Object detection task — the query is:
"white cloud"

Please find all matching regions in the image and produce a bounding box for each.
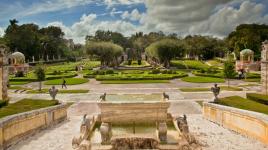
[0,27,4,37]
[121,9,142,21]
[48,13,138,44]
[104,0,143,8]
[189,1,268,37]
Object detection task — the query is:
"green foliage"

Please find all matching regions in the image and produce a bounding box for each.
[4,20,70,60]
[223,61,236,79]
[146,39,184,68]
[181,76,225,83]
[0,99,59,119]
[34,66,46,81]
[171,60,210,70]
[218,96,268,115]
[0,101,8,108]
[44,78,88,85]
[86,41,123,67]
[227,24,268,59]
[95,72,187,81]
[246,93,268,105]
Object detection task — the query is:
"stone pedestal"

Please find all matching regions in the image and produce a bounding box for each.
[158,122,167,142]
[261,40,268,95]
[100,122,112,144]
[0,46,8,100]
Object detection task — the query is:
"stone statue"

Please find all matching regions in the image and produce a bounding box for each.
[100,123,112,144]
[100,93,106,101]
[162,92,169,100]
[211,83,220,103]
[49,86,58,100]
[177,114,189,134]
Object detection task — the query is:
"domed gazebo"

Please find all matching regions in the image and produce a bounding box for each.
[8,52,25,65]
[240,49,254,63]
[236,49,260,71]
[8,52,29,74]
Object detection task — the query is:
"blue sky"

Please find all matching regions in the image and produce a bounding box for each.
[0,0,268,43]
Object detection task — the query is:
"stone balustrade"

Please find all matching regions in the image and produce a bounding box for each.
[0,104,68,150]
[203,102,268,145]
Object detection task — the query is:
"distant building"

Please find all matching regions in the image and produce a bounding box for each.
[8,52,29,74]
[235,49,260,71]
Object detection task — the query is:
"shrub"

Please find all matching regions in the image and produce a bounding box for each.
[105,70,114,74]
[246,93,268,105]
[0,100,8,108]
[15,71,24,77]
[151,69,161,74]
[128,60,132,65]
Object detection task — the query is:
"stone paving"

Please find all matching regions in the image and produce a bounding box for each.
[7,79,268,150]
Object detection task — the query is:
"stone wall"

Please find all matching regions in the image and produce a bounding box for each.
[98,102,170,124]
[0,104,68,150]
[203,102,268,145]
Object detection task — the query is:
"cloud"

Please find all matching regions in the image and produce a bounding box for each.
[104,0,143,8]
[121,9,142,21]
[48,13,138,44]
[19,0,95,17]
[141,0,234,34]
[189,1,268,37]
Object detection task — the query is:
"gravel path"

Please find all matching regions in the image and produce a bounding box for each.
[8,102,268,150]
[188,114,268,150]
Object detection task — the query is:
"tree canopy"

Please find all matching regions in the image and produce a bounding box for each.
[85,41,123,67]
[145,39,184,68]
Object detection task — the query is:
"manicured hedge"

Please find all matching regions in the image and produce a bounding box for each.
[181,76,225,83]
[192,70,223,78]
[246,93,268,105]
[44,78,89,85]
[46,72,77,80]
[95,73,187,81]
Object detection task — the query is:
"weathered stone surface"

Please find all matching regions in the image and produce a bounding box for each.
[158,122,167,142]
[0,103,68,149]
[78,140,91,150]
[100,122,112,144]
[98,102,170,123]
[203,102,268,145]
[111,136,159,149]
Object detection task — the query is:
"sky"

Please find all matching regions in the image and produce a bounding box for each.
[1,0,268,44]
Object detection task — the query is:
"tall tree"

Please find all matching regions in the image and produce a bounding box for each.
[145,38,184,68]
[85,41,123,68]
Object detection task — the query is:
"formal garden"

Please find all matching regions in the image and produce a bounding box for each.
[0,19,267,150]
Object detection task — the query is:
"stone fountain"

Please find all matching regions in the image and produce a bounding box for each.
[72,93,200,150]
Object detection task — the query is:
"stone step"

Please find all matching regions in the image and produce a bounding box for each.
[158,144,179,150]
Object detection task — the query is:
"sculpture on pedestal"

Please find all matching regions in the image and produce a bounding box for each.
[49,86,58,100]
[211,83,220,103]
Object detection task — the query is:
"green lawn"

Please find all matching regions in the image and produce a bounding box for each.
[44,78,89,85]
[101,80,170,84]
[9,81,30,85]
[180,86,243,92]
[243,78,261,82]
[0,99,59,118]
[27,89,89,94]
[181,76,225,83]
[218,96,268,115]
[8,86,31,90]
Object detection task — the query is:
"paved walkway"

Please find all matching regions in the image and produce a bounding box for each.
[8,102,268,150]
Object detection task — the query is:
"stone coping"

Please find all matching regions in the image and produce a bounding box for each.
[0,103,67,127]
[203,102,268,124]
[98,101,168,104]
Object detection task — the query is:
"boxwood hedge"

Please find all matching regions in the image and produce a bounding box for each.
[246,93,268,105]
